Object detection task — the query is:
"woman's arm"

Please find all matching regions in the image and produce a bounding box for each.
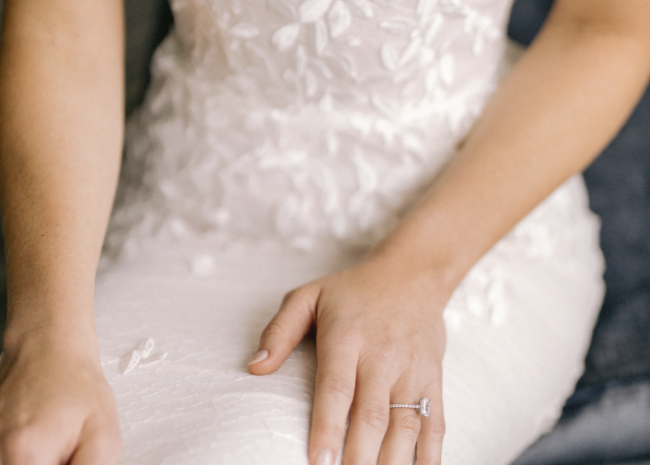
[377,0,650,288]
[250,2,650,465]
[0,0,124,462]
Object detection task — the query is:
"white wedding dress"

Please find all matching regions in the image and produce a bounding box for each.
[99,0,606,463]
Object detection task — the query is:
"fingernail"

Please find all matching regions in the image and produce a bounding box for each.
[316,449,332,465]
[247,350,269,366]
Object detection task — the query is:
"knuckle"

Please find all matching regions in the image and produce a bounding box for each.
[98,421,123,448]
[261,321,287,341]
[376,336,397,355]
[78,419,123,463]
[281,286,313,307]
[281,289,300,306]
[365,339,395,365]
[396,414,421,437]
[330,327,359,351]
[401,345,420,364]
[356,401,389,432]
[96,431,124,462]
[337,323,361,341]
[321,375,355,400]
[429,361,443,380]
[2,427,39,461]
[400,360,421,381]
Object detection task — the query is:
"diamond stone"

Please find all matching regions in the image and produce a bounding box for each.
[418,398,431,417]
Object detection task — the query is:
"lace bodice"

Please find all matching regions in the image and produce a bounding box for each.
[173,0,510,116]
[109,0,516,253]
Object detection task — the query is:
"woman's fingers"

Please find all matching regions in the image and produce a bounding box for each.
[414,378,446,465]
[341,368,391,465]
[378,373,423,465]
[248,285,321,375]
[252,267,448,465]
[308,337,359,465]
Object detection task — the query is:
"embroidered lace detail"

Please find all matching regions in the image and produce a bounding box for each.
[108,0,513,254]
[119,338,168,374]
[445,175,603,330]
[106,0,605,327]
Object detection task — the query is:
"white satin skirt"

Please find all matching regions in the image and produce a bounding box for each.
[96,175,604,465]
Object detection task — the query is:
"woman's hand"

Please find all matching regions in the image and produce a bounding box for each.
[249,254,450,465]
[0,335,121,465]
[251,0,650,462]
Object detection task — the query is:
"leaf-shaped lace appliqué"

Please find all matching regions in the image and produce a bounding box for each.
[328,1,352,37]
[272,23,301,51]
[299,0,333,22]
[230,22,260,38]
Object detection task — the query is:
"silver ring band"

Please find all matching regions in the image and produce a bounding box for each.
[389,397,431,417]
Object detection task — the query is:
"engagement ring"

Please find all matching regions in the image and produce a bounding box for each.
[389,398,431,417]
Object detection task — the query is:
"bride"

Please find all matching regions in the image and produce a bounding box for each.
[0,0,649,463]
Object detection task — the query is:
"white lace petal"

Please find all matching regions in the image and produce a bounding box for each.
[327,1,351,38]
[271,23,301,51]
[298,0,333,23]
[230,22,260,38]
[348,0,374,18]
[380,43,400,71]
[314,19,329,54]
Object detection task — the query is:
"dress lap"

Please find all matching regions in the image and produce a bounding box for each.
[101,0,606,462]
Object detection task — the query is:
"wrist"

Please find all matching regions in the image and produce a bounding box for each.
[3,300,99,359]
[365,194,490,297]
[366,234,468,296]
[362,240,461,305]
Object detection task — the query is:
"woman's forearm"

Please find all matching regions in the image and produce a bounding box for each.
[372,0,650,290]
[0,0,124,351]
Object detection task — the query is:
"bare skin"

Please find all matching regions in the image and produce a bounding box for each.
[249,2,650,465]
[0,0,123,463]
[0,1,650,464]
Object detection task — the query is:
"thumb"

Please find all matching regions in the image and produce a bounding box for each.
[248,284,321,375]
